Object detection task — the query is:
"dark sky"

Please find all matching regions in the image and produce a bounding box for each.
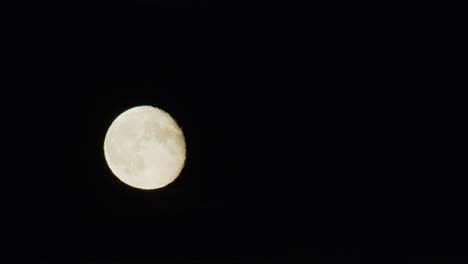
[5,3,467,263]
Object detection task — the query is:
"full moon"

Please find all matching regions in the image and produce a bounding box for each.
[103,105,186,190]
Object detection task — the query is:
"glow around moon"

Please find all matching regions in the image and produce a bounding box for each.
[103,105,186,190]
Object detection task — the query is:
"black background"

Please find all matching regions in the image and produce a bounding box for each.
[5,2,467,263]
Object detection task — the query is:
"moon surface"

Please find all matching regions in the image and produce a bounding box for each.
[103,105,186,190]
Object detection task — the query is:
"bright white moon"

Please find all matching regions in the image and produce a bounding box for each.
[103,105,186,190]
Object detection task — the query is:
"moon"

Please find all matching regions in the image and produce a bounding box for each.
[103,105,186,190]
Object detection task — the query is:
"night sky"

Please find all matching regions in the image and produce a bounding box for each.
[5,3,467,263]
